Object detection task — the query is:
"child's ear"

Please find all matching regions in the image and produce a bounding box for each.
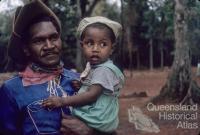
[80,41,83,47]
[110,43,116,55]
[110,50,113,56]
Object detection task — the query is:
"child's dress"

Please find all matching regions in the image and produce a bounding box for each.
[72,59,124,133]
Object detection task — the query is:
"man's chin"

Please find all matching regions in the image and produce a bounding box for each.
[38,60,61,68]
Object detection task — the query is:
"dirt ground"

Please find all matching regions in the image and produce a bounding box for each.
[0,68,200,135]
[117,68,200,135]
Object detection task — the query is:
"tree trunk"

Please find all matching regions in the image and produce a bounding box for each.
[149,38,153,71]
[160,44,164,70]
[75,0,84,72]
[127,27,133,77]
[160,13,166,70]
[125,0,138,77]
[136,49,140,69]
[153,0,200,104]
[120,0,125,70]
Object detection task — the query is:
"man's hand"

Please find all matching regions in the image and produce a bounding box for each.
[60,113,94,135]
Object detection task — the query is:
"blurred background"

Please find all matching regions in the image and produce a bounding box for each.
[0,0,200,72]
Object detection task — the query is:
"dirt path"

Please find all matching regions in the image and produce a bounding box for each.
[117,69,200,135]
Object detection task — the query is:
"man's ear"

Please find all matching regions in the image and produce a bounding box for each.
[23,47,30,57]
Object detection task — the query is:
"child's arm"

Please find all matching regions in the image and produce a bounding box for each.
[42,84,103,108]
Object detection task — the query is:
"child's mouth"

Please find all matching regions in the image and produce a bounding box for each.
[90,56,100,62]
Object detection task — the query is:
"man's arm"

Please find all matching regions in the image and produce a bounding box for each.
[0,84,22,135]
[60,113,94,135]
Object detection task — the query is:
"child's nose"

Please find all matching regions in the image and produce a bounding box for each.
[92,44,100,52]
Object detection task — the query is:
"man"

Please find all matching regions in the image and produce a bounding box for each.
[0,0,93,135]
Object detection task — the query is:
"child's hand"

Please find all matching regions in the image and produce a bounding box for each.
[71,80,81,92]
[42,96,63,108]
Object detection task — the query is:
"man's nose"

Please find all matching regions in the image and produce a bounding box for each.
[44,39,54,49]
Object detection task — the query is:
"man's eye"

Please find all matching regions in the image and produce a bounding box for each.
[31,39,43,45]
[50,34,59,41]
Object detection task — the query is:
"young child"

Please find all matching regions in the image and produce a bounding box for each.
[42,16,125,133]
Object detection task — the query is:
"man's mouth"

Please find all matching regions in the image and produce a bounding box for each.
[42,52,58,57]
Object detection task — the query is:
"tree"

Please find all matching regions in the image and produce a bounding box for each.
[126,0,136,76]
[153,0,200,104]
[143,10,157,70]
[121,0,149,73]
[188,1,200,65]
[144,0,174,70]
[157,1,175,69]
[0,0,20,71]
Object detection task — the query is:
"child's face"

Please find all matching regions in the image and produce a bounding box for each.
[81,27,113,65]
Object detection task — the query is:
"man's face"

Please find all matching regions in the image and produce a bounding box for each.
[24,21,62,68]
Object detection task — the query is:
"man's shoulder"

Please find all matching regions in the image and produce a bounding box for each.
[62,68,80,79]
[1,74,22,91]
[4,74,21,85]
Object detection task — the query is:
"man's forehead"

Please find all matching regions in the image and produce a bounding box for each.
[29,21,59,38]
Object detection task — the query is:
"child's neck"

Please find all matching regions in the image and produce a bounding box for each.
[91,59,111,66]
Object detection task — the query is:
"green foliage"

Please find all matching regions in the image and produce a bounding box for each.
[2,0,199,70]
[0,12,13,72]
[187,0,200,57]
[47,0,78,41]
[144,0,174,40]
[0,13,12,45]
[47,0,78,68]
[120,0,175,68]
[92,0,120,21]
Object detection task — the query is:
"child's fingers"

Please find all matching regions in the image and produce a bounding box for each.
[42,100,52,107]
[42,99,49,104]
[42,96,60,108]
[42,98,52,105]
[42,96,55,104]
[71,80,81,91]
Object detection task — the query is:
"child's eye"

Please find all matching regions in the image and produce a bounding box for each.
[99,42,107,48]
[86,41,94,47]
